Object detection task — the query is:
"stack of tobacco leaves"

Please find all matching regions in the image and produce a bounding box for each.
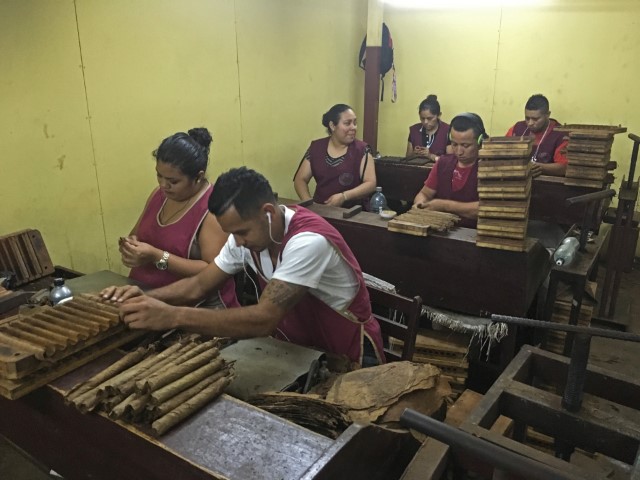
[65,335,234,436]
[477,136,534,252]
[248,392,351,439]
[555,124,626,188]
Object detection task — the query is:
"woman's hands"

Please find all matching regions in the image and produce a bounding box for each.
[119,235,160,268]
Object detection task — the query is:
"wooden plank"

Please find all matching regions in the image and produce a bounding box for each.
[566,165,607,180]
[476,235,527,252]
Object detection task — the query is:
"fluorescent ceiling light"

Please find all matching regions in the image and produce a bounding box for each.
[383,0,549,8]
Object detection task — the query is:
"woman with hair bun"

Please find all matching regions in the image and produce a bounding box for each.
[406,94,449,161]
[293,104,376,208]
[120,127,239,308]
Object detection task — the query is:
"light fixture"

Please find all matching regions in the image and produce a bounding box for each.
[382,0,549,8]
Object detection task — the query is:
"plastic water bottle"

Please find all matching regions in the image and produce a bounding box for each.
[49,278,74,305]
[553,237,580,267]
[370,187,388,213]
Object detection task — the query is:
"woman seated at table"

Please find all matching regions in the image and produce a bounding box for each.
[119,127,239,308]
[293,104,376,208]
[406,94,449,161]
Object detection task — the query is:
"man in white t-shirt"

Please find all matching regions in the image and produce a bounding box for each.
[101,167,384,365]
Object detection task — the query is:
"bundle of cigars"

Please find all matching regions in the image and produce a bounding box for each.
[387,209,460,237]
[65,335,234,436]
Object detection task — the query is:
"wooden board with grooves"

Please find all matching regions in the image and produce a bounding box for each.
[0,229,54,286]
[0,294,145,399]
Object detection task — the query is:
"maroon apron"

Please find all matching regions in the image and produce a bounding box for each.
[511,119,567,164]
[408,121,450,156]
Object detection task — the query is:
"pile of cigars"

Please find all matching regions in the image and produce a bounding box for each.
[476,136,534,252]
[387,209,460,237]
[0,294,144,400]
[555,124,626,188]
[65,335,234,437]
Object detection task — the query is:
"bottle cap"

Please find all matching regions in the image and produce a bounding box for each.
[53,278,65,287]
[555,258,564,266]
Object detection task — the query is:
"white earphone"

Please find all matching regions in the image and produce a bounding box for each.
[266,211,272,224]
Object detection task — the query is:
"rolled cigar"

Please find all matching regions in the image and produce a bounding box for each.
[0,327,57,356]
[55,304,115,327]
[100,393,125,413]
[151,359,226,406]
[34,311,101,334]
[137,348,219,393]
[153,368,229,417]
[109,392,137,419]
[64,301,120,324]
[0,330,47,358]
[24,317,85,342]
[15,322,74,348]
[113,341,195,396]
[170,340,217,366]
[151,376,232,436]
[43,307,109,332]
[74,389,106,413]
[71,296,121,318]
[127,393,151,420]
[66,346,151,402]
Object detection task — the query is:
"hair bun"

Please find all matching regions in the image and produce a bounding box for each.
[188,127,213,150]
[426,94,437,101]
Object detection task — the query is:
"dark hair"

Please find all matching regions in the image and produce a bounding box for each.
[209,167,277,219]
[322,104,353,135]
[153,127,212,179]
[418,94,441,115]
[525,94,550,113]
[450,113,488,139]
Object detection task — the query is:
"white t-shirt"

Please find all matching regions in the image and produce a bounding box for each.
[214,206,359,310]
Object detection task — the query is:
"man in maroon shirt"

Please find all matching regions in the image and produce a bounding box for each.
[506,94,568,177]
[413,113,486,228]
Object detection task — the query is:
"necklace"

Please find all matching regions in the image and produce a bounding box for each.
[421,122,438,148]
[159,182,206,224]
[522,122,551,162]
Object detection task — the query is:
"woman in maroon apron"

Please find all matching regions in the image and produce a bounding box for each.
[406,94,450,161]
[293,104,376,209]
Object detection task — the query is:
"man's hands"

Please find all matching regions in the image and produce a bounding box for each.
[100,285,144,303]
[119,296,176,330]
[101,284,174,330]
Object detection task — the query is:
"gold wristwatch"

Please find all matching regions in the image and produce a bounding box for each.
[155,251,170,270]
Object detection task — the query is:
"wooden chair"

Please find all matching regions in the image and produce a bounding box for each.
[367,285,422,362]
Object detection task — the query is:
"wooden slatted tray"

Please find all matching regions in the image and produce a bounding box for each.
[0,229,54,286]
[0,294,129,381]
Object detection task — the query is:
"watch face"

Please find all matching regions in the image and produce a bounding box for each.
[156,259,168,270]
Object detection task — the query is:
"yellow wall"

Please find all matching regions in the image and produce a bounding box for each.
[2,0,639,275]
[0,0,366,275]
[379,1,640,192]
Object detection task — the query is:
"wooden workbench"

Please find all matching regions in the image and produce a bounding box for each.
[375,158,611,226]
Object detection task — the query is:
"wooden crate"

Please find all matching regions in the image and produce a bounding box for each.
[0,229,54,286]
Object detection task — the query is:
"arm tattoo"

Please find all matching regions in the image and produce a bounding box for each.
[262,279,308,311]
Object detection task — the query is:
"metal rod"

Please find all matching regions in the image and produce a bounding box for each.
[564,189,615,207]
[490,314,640,342]
[628,133,640,189]
[399,409,585,480]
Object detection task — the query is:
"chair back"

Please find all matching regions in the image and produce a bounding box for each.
[367,285,422,362]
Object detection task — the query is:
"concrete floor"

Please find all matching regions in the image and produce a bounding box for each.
[1,263,639,479]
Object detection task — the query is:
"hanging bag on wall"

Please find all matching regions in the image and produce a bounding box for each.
[358,23,397,102]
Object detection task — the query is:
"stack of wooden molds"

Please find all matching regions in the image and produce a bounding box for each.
[555,124,626,188]
[476,137,534,252]
[392,328,469,400]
